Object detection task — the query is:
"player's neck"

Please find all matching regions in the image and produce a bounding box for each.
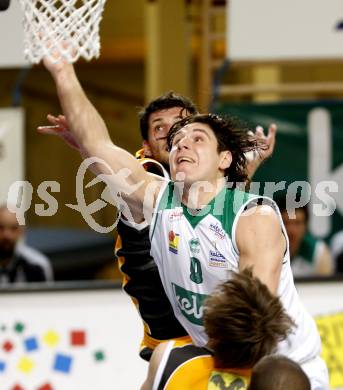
[181,179,226,209]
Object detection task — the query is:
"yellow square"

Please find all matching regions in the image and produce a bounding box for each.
[17,356,35,373]
[43,330,60,347]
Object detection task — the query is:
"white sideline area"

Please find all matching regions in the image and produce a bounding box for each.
[1,281,343,389]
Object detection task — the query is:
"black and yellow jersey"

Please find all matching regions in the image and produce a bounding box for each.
[115,149,190,361]
[154,341,250,390]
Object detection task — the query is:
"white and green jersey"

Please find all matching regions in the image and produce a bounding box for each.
[150,181,321,364]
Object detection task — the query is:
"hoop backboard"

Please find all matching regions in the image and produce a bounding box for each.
[228,0,343,62]
[0,0,28,68]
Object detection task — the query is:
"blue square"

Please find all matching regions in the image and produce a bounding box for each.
[0,361,6,372]
[24,337,39,352]
[53,353,72,374]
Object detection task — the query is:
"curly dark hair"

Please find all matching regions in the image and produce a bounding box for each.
[204,268,295,369]
[167,114,266,183]
[138,91,198,140]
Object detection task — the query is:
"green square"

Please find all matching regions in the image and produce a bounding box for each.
[14,322,25,333]
[94,350,105,362]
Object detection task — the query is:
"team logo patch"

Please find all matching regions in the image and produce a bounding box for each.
[208,371,248,390]
[189,238,200,254]
[209,250,227,268]
[169,209,183,222]
[209,223,226,240]
[169,231,180,254]
[172,283,207,325]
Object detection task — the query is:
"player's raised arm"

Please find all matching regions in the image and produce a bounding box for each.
[42,55,162,223]
[236,204,286,294]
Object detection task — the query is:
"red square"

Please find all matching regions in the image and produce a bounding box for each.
[12,385,24,390]
[70,330,86,346]
[37,384,53,390]
[3,340,14,352]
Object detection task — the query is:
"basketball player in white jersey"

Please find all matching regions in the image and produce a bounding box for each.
[41,56,329,389]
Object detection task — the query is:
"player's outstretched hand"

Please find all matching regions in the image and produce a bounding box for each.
[246,123,277,180]
[255,123,277,162]
[37,114,81,151]
[41,39,75,77]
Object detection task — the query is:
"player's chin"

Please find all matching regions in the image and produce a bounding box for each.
[173,169,194,183]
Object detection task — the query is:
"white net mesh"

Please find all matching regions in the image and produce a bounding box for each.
[19,0,107,64]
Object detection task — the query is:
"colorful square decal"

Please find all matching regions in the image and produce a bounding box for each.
[24,337,38,352]
[14,322,25,334]
[12,385,24,390]
[70,330,86,346]
[0,360,6,372]
[3,340,14,352]
[43,331,60,347]
[17,357,35,373]
[37,383,54,390]
[53,353,72,374]
[0,321,108,384]
[94,350,105,362]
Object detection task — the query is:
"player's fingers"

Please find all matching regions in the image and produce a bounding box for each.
[266,123,277,147]
[255,125,265,138]
[247,130,256,141]
[37,125,63,135]
[268,123,277,137]
[57,115,69,129]
[46,114,60,125]
[46,114,69,131]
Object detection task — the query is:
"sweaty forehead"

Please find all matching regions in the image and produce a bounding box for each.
[149,107,185,125]
[173,122,213,138]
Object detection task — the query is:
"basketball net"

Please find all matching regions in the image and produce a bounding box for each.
[19,0,107,64]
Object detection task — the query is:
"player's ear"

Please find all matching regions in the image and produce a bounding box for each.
[143,140,153,157]
[219,150,232,170]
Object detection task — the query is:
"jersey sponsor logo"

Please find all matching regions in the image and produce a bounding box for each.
[189,238,200,254]
[209,223,225,240]
[209,250,227,268]
[168,208,183,222]
[172,283,207,325]
[169,230,180,254]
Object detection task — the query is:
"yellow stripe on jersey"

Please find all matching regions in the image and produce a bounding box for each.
[164,355,214,390]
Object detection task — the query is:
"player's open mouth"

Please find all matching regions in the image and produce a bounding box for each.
[177,157,194,164]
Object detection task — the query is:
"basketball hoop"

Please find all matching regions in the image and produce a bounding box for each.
[18,0,107,64]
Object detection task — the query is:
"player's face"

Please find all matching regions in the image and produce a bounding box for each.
[0,209,22,260]
[281,209,307,258]
[143,107,186,166]
[169,122,231,186]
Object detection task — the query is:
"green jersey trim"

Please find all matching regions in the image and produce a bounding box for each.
[181,187,227,229]
[211,187,255,238]
[151,182,267,244]
[150,180,171,241]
